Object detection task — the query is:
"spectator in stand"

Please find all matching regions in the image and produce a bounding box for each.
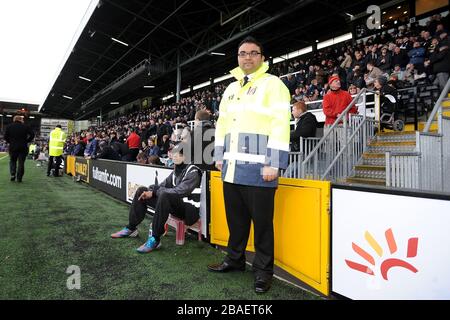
[391,64,406,81]
[430,32,450,91]
[136,152,149,165]
[340,51,353,73]
[71,136,86,157]
[408,41,426,72]
[365,61,384,89]
[147,155,162,166]
[159,134,170,157]
[323,75,355,132]
[84,132,98,159]
[377,47,392,73]
[97,139,121,161]
[109,131,118,144]
[126,128,141,162]
[146,137,160,157]
[391,46,409,69]
[289,101,318,152]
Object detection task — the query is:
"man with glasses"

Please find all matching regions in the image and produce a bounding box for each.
[207,36,291,294]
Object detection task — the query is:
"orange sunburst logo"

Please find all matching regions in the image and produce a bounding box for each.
[345,228,419,280]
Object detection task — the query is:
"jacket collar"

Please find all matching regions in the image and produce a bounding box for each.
[230,62,269,82]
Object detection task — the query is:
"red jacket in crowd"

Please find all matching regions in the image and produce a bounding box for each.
[126,132,141,149]
[322,89,356,126]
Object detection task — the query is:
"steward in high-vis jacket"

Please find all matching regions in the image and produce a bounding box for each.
[207,37,291,294]
[47,125,67,177]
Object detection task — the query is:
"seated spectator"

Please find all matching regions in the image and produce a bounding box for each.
[148,155,163,166]
[146,137,160,157]
[136,152,149,165]
[391,64,405,81]
[365,62,384,88]
[290,101,318,152]
[111,141,130,161]
[97,140,121,161]
[110,142,202,253]
[159,134,170,157]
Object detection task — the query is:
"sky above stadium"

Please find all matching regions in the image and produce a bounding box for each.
[0,0,98,108]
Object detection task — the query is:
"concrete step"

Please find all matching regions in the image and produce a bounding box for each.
[354,165,386,179]
[376,131,416,142]
[346,177,386,186]
[362,153,385,166]
[368,141,416,153]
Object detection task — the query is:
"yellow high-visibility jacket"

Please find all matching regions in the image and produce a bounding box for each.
[49,127,67,157]
[214,63,291,188]
[28,143,36,154]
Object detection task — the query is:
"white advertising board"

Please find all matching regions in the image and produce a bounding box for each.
[332,188,450,300]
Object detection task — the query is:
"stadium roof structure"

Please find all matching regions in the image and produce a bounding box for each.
[40,0,385,120]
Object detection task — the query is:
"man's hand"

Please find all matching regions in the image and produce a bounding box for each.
[138,191,152,201]
[215,161,223,171]
[262,166,278,182]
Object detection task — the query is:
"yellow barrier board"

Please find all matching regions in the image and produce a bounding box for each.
[65,155,76,176]
[210,171,331,295]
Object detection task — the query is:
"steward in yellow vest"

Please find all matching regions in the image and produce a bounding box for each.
[47,125,67,177]
[208,37,291,294]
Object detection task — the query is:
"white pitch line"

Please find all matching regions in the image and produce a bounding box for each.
[0,155,9,161]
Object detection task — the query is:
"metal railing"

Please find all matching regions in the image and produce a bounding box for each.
[443,116,450,192]
[281,152,303,178]
[300,88,378,181]
[386,132,444,191]
[386,152,421,189]
[423,78,450,133]
[417,131,443,191]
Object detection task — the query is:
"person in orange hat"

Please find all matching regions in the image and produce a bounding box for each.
[322,75,356,131]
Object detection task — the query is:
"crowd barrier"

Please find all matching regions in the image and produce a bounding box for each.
[64,156,450,299]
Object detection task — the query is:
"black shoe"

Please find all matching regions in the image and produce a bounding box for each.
[10,175,16,182]
[207,261,245,273]
[17,178,22,183]
[254,277,272,294]
[46,173,51,177]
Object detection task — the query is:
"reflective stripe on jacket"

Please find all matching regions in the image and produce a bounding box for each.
[214,63,291,188]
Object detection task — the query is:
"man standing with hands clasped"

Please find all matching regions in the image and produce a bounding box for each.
[207,36,291,293]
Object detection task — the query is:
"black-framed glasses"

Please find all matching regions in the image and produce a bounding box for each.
[238,51,261,58]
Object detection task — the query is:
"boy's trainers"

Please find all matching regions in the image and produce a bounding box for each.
[136,236,161,253]
[111,227,138,238]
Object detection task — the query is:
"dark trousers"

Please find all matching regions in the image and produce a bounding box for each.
[223,182,276,280]
[9,150,27,180]
[47,156,62,176]
[126,186,199,238]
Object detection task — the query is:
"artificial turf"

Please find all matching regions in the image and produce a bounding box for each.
[0,156,318,300]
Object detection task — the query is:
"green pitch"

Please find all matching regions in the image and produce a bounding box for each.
[0,157,318,300]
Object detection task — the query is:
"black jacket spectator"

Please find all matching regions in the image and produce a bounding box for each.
[430,41,450,74]
[111,142,129,160]
[97,141,122,161]
[4,119,35,153]
[290,112,318,152]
